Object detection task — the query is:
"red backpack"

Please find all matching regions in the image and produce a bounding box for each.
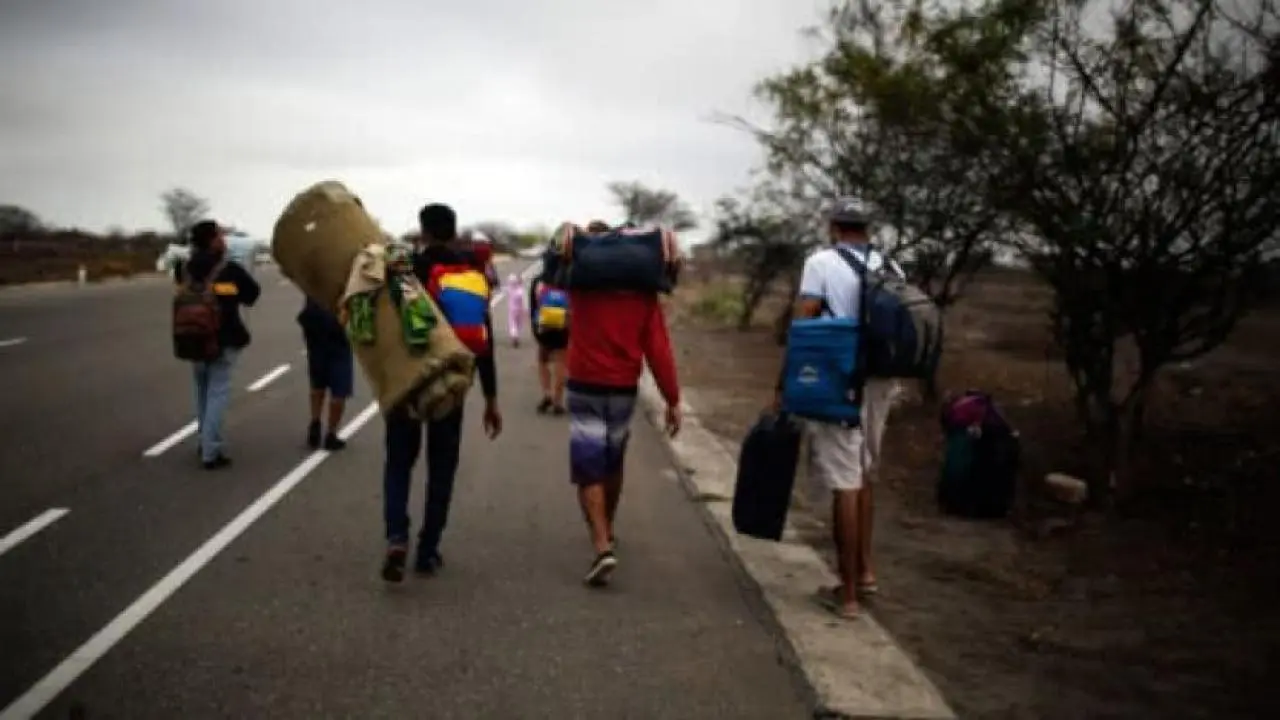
[172,259,227,362]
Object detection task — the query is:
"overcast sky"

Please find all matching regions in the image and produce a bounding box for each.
[0,0,824,240]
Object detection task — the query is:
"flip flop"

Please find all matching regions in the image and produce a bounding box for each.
[813,587,860,620]
[857,581,880,598]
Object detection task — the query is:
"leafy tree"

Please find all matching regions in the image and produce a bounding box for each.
[728,0,1028,311]
[0,205,42,237]
[606,181,699,230]
[160,187,210,242]
[711,177,823,337]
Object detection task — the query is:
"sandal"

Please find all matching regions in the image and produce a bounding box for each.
[813,587,859,620]
[857,581,880,598]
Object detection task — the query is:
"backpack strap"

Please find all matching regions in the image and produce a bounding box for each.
[184,257,229,294]
[202,259,229,297]
[832,245,877,399]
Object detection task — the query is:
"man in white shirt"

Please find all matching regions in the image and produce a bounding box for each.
[778,197,904,620]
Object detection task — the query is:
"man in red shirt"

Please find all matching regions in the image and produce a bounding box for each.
[567,278,682,587]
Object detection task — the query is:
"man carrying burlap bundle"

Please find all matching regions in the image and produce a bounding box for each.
[271,183,501,582]
[376,203,502,581]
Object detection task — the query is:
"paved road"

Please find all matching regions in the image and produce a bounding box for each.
[0,263,809,719]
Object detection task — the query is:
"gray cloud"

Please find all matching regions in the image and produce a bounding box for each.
[0,0,822,238]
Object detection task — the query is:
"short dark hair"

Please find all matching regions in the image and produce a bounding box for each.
[418,203,457,242]
[189,220,220,250]
[586,220,610,232]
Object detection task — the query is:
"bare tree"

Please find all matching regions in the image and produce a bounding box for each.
[160,188,210,242]
[993,0,1280,501]
[606,181,699,230]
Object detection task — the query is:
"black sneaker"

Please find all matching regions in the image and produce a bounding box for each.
[381,545,407,583]
[536,398,553,414]
[306,420,322,449]
[414,549,444,575]
[202,455,232,471]
[584,550,618,587]
[552,405,567,416]
[323,433,347,451]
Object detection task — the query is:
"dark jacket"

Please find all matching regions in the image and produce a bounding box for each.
[413,242,498,400]
[174,251,261,350]
[298,297,350,351]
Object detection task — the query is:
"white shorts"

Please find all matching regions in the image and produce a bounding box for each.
[806,379,898,491]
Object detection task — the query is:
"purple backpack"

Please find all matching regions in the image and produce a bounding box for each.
[941,391,1008,433]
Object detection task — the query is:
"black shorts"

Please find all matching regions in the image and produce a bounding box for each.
[535,329,569,352]
[304,338,354,398]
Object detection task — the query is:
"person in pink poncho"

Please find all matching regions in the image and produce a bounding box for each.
[504,273,526,347]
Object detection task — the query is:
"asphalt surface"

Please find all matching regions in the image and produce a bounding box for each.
[0,262,809,719]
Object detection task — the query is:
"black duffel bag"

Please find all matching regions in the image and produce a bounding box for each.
[732,412,803,541]
[550,222,681,293]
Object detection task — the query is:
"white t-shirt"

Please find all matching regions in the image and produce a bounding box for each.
[797,243,904,319]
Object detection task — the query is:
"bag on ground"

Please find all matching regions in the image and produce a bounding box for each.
[172,260,227,362]
[551,222,681,293]
[732,412,803,541]
[426,263,491,355]
[536,286,569,331]
[835,247,942,379]
[780,317,862,425]
[937,391,1020,519]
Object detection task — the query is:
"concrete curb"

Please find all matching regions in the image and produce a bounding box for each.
[637,372,956,720]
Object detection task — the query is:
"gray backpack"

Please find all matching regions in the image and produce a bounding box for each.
[835,247,943,379]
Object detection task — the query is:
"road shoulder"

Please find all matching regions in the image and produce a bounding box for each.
[637,372,956,720]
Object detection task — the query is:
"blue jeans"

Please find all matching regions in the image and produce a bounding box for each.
[192,348,240,462]
[382,406,464,551]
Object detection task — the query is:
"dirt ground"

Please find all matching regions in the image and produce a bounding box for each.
[666,269,1280,720]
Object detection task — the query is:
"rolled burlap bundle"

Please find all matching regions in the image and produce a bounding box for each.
[272,180,475,419]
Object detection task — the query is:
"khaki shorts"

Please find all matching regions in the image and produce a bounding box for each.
[806,379,898,491]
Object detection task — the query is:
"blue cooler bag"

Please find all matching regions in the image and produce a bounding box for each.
[780,317,862,425]
[557,225,679,293]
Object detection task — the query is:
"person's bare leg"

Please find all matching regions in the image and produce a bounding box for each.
[326,396,346,432]
[576,481,612,554]
[537,352,552,398]
[551,351,567,409]
[604,472,624,524]
[832,489,860,613]
[309,389,324,422]
[856,481,876,587]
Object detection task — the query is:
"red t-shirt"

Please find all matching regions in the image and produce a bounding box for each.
[566,291,680,405]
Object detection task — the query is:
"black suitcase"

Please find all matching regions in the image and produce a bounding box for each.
[732,413,803,541]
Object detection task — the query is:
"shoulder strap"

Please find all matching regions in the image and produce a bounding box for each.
[831,246,874,389]
[833,245,874,277]
[203,259,229,296]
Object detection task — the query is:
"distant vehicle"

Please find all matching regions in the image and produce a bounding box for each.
[156,229,264,277]
[518,246,544,259]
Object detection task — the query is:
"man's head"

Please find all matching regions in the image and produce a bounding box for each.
[827,197,871,245]
[586,220,610,233]
[418,203,457,244]
[189,220,224,254]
